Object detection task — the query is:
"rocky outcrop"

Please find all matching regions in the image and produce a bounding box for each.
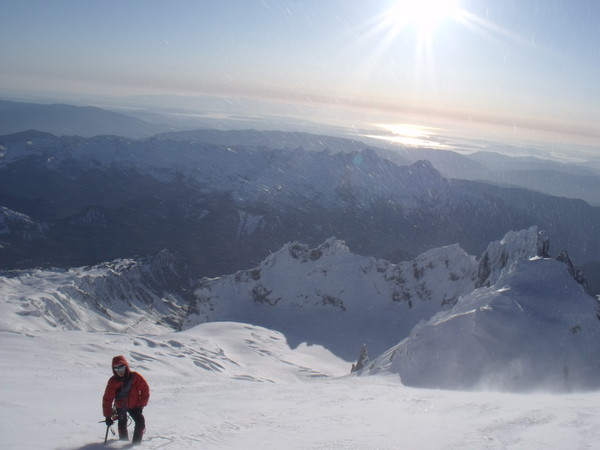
[351,344,370,373]
[556,249,588,291]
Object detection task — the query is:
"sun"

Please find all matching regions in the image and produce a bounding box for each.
[386,0,461,36]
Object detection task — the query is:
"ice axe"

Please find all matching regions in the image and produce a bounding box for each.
[99,419,115,444]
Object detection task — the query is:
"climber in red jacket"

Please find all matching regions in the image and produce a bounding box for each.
[102,355,150,444]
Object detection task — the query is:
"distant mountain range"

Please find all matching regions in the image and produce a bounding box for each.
[1,127,599,297]
[407,149,600,207]
[0,100,167,138]
[2,99,599,206]
[155,128,600,207]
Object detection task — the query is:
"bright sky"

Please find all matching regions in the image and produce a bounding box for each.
[1,0,600,150]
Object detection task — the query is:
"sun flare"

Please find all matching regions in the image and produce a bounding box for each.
[386,0,461,35]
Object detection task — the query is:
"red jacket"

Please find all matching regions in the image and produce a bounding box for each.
[102,355,150,417]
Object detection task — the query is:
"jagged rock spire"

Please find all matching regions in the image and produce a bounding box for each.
[351,344,369,373]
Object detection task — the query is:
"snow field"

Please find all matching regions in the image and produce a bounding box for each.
[2,323,600,449]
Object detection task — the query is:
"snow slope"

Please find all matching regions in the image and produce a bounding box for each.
[2,227,600,448]
[3,322,600,450]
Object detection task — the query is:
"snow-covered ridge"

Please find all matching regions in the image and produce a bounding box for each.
[1,225,595,392]
[0,249,191,334]
[184,237,478,359]
[364,233,599,392]
[184,226,572,361]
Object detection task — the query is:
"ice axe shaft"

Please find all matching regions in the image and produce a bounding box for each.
[102,422,115,444]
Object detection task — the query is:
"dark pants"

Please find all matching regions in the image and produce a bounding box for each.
[117,407,145,443]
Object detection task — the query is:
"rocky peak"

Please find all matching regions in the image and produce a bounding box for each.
[476,226,549,288]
